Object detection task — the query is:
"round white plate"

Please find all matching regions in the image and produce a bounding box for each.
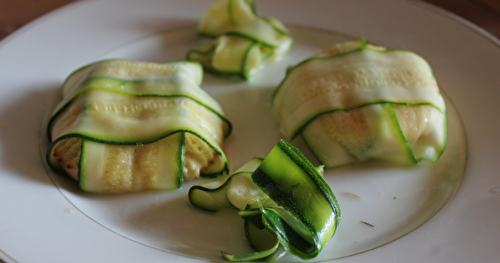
[0,1,499,263]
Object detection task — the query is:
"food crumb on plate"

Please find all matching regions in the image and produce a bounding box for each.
[343,192,361,198]
[360,221,374,227]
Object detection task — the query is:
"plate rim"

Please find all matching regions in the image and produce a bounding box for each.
[0,0,499,262]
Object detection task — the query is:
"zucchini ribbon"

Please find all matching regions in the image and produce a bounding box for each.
[189,140,340,261]
[187,0,292,80]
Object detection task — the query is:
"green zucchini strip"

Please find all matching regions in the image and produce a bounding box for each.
[189,140,340,260]
[198,0,257,36]
[47,77,231,141]
[273,48,446,140]
[188,157,266,211]
[61,60,203,97]
[188,0,292,80]
[272,41,447,167]
[222,227,280,262]
[302,103,420,167]
[79,132,185,192]
[49,60,229,139]
[188,172,248,212]
[48,90,225,156]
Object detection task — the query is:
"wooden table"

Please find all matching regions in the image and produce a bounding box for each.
[1,0,500,41]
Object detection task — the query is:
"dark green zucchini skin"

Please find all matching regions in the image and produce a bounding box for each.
[190,140,340,261]
[248,140,340,260]
[188,172,243,212]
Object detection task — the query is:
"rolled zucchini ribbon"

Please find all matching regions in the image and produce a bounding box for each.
[46,59,232,193]
[189,140,340,261]
[187,0,293,81]
[272,40,447,168]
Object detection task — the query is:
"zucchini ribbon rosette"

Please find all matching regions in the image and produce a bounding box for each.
[46,60,232,193]
[187,0,293,80]
[272,40,448,168]
[189,140,340,261]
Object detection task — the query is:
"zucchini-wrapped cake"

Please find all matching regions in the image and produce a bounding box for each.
[187,0,292,80]
[46,60,231,193]
[272,40,447,167]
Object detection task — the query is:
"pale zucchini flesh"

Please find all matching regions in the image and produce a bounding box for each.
[197,0,257,37]
[61,60,204,98]
[79,133,184,193]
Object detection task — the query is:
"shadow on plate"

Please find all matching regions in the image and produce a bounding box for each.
[0,84,61,184]
[126,192,254,262]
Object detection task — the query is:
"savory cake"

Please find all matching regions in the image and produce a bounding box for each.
[272,40,447,167]
[46,60,231,193]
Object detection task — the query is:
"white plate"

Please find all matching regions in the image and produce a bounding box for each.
[0,0,499,262]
